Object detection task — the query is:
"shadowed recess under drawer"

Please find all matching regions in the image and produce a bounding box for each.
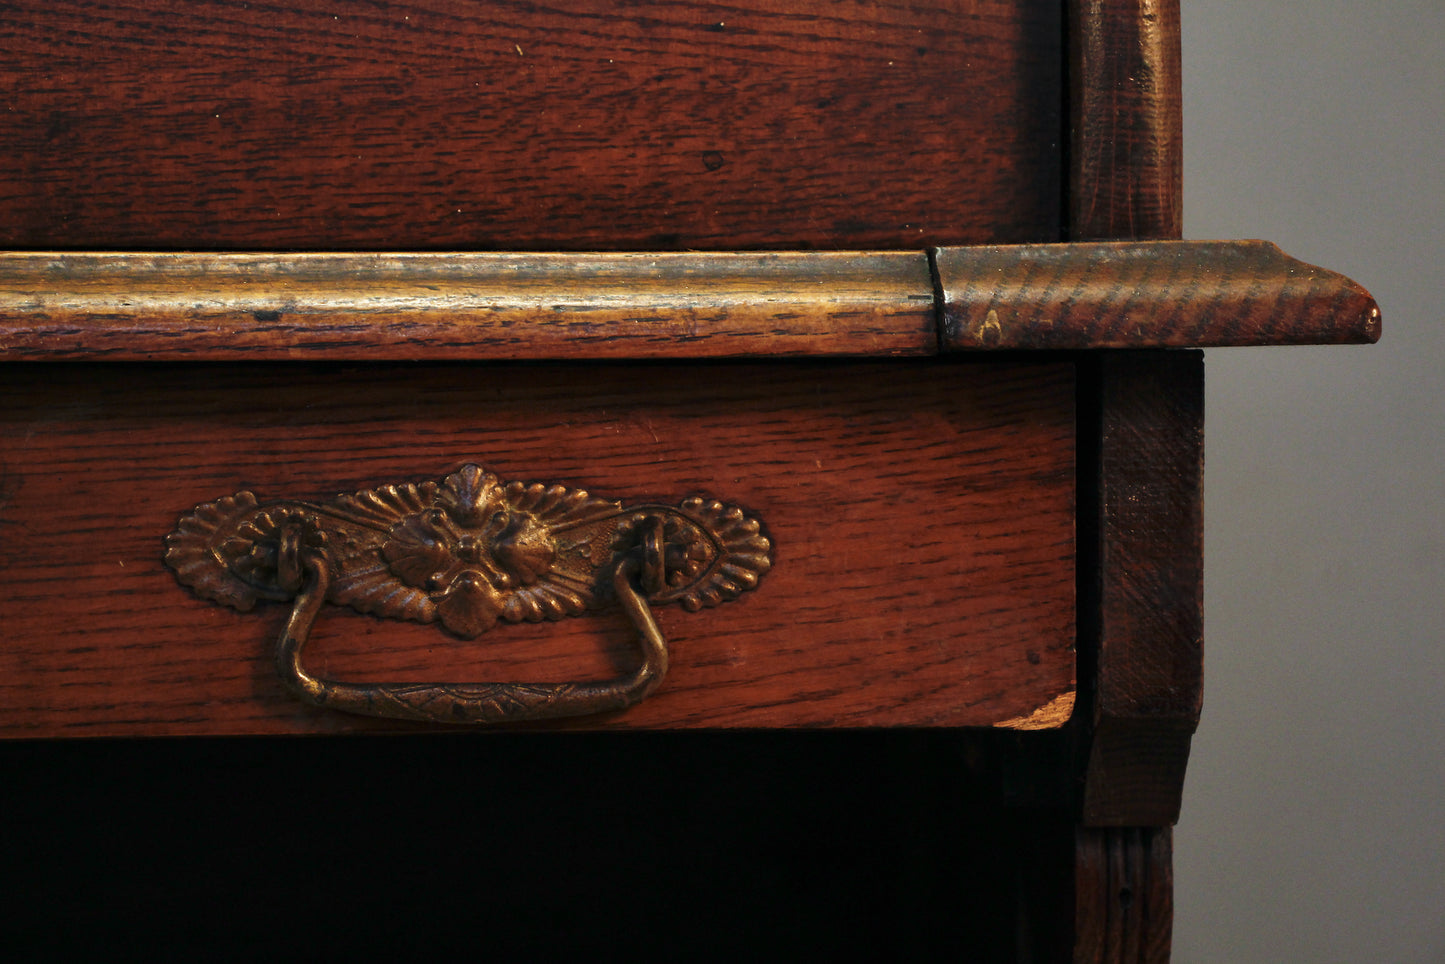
[0,360,1075,735]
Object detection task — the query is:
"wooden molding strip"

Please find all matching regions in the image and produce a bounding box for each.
[938,241,1380,349]
[0,242,1378,360]
[0,251,937,361]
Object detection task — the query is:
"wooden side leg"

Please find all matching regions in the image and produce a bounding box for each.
[1074,827,1175,963]
[1081,350,1204,827]
[1068,351,1201,961]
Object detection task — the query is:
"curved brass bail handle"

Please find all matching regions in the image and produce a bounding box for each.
[274,552,669,725]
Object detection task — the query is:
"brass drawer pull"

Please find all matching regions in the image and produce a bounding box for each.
[165,465,771,724]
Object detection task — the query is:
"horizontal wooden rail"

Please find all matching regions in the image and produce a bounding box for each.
[937,240,1380,349]
[0,242,1377,360]
[0,251,938,360]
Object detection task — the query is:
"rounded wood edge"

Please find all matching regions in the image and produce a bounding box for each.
[937,240,1381,349]
[0,250,938,360]
[1068,0,1183,241]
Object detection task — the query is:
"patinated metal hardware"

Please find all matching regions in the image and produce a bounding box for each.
[164,465,771,724]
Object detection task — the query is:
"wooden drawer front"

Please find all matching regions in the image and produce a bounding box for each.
[0,360,1075,736]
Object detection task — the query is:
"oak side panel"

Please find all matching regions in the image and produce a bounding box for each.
[1067,0,1182,240]
[1081,351,1203,826]
[0,361,1076,736]
[0,0,1062,250]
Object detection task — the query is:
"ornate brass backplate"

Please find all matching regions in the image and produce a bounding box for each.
[164,464,771,724]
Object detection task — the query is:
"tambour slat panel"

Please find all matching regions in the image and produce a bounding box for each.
[0,0,1063,250]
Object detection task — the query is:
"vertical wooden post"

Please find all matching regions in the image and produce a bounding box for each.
[1074,826,1176,963]
[1068,0,1183,241]
[1082,349,1204,829]
[1068,1,1192,960]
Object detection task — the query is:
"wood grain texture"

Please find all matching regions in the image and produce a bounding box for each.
[0,251,935,360]
[1074,826,1174,963]
[1081,351,1202,826]
[0,241,1382,360]
[937,240,1382,349]
[0,361,1076,736]
[1067,0,1182,240]
[0,0,1062,251]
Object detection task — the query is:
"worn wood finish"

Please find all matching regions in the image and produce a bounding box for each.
[1074,827,1174,963]
[1067,0,1182,240]
[0,0,1063,251]
[0,361,1076,737]
[1063,5,1190,958]
[1080,351,1203,827]
[0,251,936,360]
[937,241,1382,349]
[0,243,1382,361]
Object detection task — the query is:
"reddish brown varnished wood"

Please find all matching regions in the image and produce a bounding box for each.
[0,361,1076,737]
[0,0,1378,956]
[0,243,1381,361]
[937,241,1381,349]
[0,0,1063,251]
[1074,827,1174,963]
[1063,3,1190,957]
[1068,0,1182,240]
[0,251,935,360]
[1081,351,1203,827]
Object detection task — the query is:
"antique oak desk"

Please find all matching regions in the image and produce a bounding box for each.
[0,2,1375,959]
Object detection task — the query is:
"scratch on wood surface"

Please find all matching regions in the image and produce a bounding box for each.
[994,690,1075,730]
[980,308,1002,343]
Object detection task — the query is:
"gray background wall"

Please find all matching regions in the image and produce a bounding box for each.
[1175,3,1443,960]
